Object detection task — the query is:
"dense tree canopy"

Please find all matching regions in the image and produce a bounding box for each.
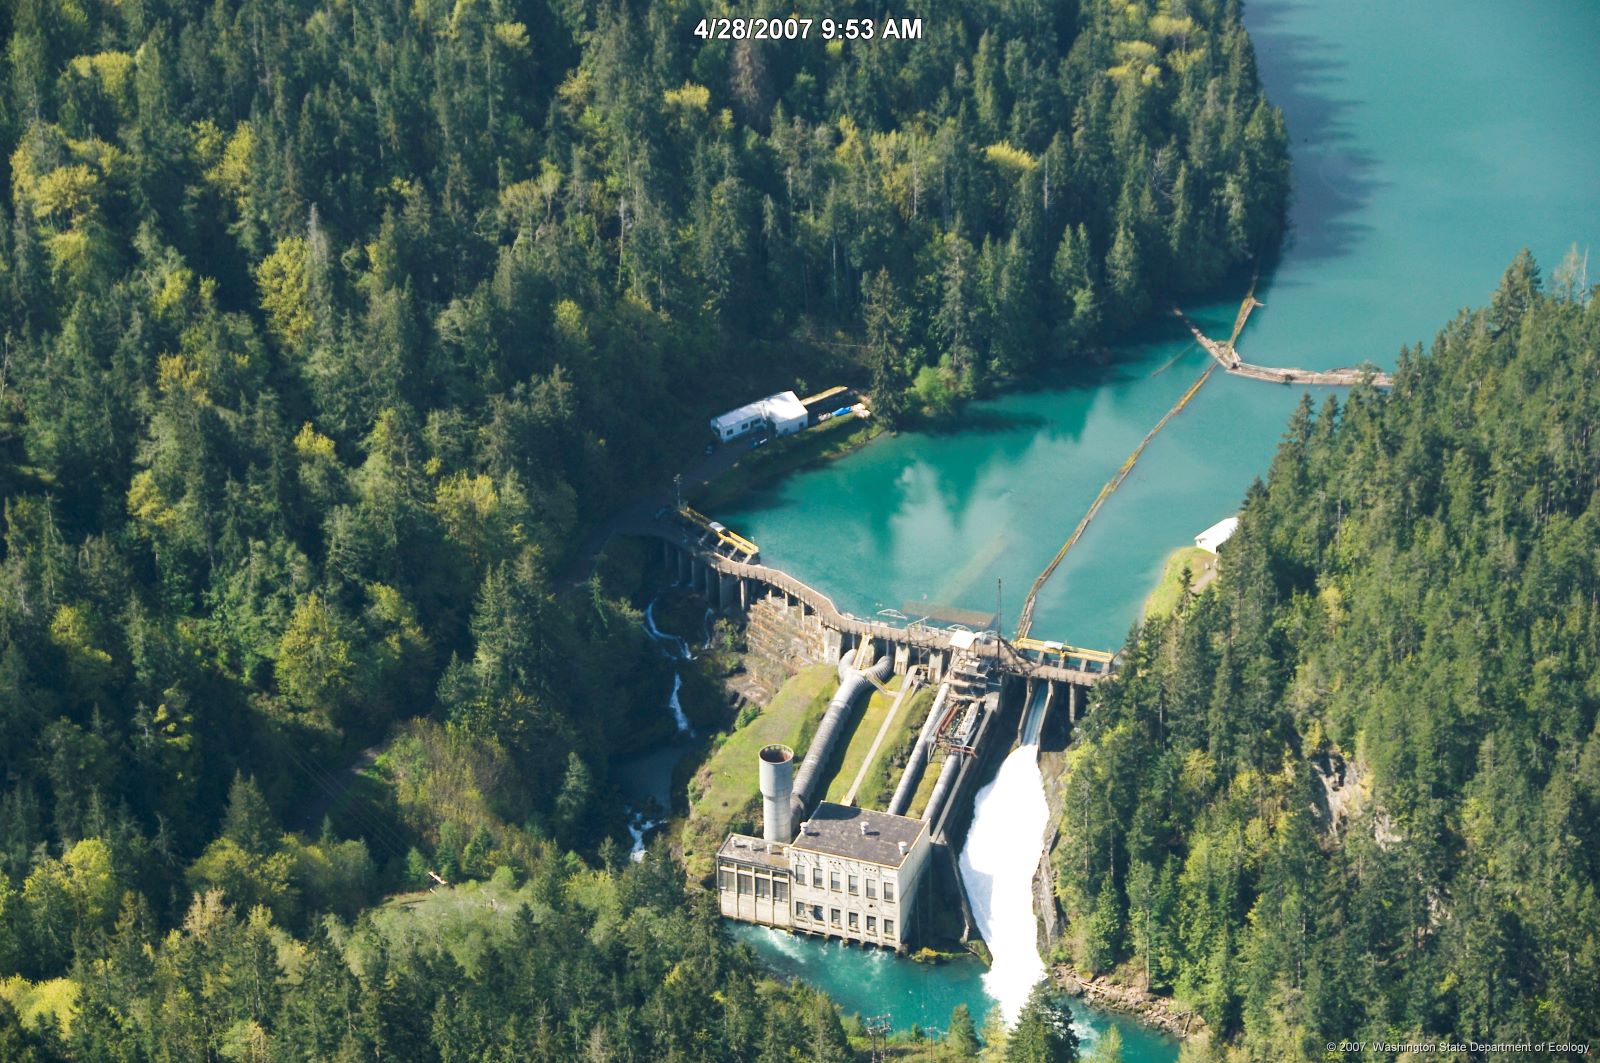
[0,0,1289,1053]
[1052,255,1600,1057]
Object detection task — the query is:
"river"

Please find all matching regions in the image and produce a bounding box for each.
[716,0,1600,1055]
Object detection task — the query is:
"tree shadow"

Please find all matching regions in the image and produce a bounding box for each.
[1246,0,1384,271]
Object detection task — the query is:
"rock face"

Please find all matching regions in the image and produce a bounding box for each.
[1054,967,1206,1040]
[1031,845,1062,953]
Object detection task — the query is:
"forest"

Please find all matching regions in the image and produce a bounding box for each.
[0,0,1287,1055]
[1052,254,1600,1059]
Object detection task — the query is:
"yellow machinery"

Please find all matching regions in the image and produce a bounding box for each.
[677,505,760,560]
[1014,637,1115,669]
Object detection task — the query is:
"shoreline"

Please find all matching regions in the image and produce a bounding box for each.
[1054,965,1205,1041]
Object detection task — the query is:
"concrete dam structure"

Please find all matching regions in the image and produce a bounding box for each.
[712,592,1087,951]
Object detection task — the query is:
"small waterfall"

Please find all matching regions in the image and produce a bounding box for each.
[628,808,661,861]
[667,672,691,734]
[644,598,693,660]
[624,595,699,860]
[958,689,1051,1025]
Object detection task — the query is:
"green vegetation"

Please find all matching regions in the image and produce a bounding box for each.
[907,737,949,819]
[1140,545,1215,620]
[858,685,939,810]
[825,675,906,803]
[0,0,1288,1049]
[681,663,838,877]
[1051,253,1600,1056]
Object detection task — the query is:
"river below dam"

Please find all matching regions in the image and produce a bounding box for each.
[639,0,1600,1055]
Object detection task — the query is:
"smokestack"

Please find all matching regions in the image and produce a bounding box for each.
[758,744,795,843]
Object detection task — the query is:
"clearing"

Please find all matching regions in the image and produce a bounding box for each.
[680,663,837,878]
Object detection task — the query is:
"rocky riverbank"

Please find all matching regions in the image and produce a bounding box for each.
[1053,966,1206,1040]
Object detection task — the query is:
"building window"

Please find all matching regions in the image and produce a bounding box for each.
[830,871,841,892]
[830,909,842,927]
[867,916,877,933]
[794,865,805,883]
[718,869,733,891]
[848,912,859,930]
[755,877,769,899]
[813,905,823,921]
[774,881,788,902]
[884,919,895,938]
[866,880,877,900]
[812,868,823,887]
[738,874,753,896]
[847,875,858,895]
[883,881,895,903]
[796,902,806,918]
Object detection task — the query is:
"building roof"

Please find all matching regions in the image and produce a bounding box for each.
[762,390,807,424]
[710,391,808,432]
[789,803,926,868]
[710,400,768,433]
[1195,516,1240,554]
[718,834,790,870]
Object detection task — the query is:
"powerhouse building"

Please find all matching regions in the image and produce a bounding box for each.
[717,801,930,951]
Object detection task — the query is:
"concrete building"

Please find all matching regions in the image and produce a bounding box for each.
[708,390,809,442]
[717,802,930,951]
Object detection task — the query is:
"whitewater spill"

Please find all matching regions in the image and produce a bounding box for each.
[958,737,1050,1025]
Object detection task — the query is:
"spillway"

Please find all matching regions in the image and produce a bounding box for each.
[958,682,1051,1024]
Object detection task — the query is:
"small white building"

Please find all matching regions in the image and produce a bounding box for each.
[1195,516,1240,554]
[762,391,808,436]
[709,391,808,442]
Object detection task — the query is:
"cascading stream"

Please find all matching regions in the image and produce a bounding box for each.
[628,596,697,859]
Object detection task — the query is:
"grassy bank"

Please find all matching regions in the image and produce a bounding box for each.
[1141,546,1216,620]
[680,663,838,878]
[822,675,904,805]
[853,685,936,811]
[691,415,881,513]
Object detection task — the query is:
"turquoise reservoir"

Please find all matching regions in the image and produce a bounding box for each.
[714,1,1600,1052]
[721,0,1600,651]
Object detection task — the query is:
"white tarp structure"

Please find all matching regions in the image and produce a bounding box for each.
[1195,516,1240,554]
[708,390,808,441]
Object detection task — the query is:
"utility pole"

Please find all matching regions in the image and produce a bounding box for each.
[995,577,1003,636]
[864,1015,891,1062]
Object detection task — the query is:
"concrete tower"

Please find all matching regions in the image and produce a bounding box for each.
[758,744,795,843]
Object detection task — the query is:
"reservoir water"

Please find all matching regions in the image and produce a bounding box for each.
[722,0,1600,653]
[718,0,1600,1055]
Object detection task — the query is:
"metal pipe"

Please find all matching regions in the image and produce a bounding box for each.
[920,750,963,827]
[887,684,948,816]
[790,652,893,818]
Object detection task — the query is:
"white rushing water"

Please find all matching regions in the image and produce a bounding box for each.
[643,598,693,660]
[959,698,1050,1025]
[667,672,690,734]
[625,596,698,860]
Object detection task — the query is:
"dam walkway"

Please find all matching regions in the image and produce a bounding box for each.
[631,516,1115,688]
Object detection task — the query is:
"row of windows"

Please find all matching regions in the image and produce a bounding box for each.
[794,903,893,937]
[794,865,894,902]
[719,870,789,901]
